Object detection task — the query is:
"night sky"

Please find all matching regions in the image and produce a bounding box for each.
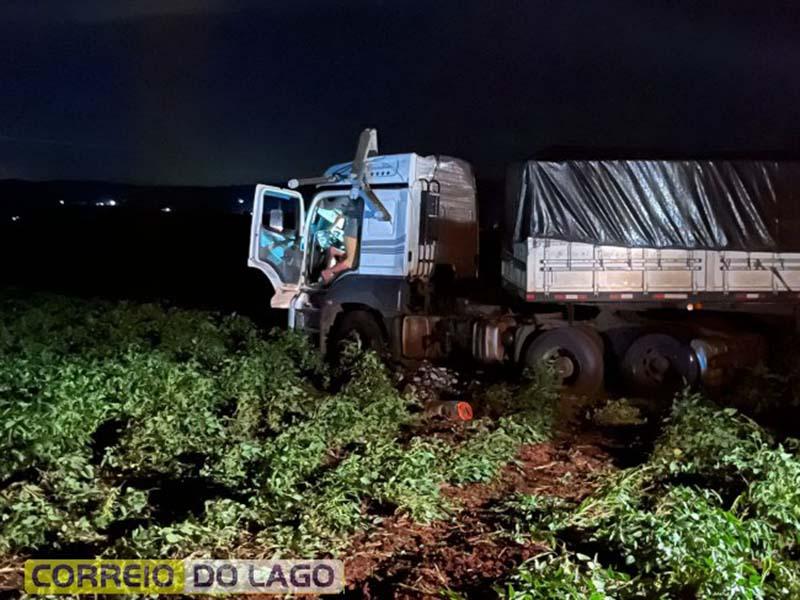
[1,0,799,185]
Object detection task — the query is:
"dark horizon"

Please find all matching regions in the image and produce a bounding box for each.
[4,149,800,191]
[1,1,799,186]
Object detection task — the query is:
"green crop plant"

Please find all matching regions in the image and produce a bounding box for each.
[0,293,564,563]
[8,292,800,600]
[502,391,800,599]
[502,551,631,599]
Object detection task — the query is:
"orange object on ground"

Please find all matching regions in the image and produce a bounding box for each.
[455,401,473,421]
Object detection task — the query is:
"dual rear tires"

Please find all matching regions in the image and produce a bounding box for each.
[524,327,701,398]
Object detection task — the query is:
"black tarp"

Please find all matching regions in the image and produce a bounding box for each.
[507,160,800,252]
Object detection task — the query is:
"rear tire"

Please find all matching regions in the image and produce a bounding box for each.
[524,327,605,397]
[574,325,604,355]
[621,333,699,397]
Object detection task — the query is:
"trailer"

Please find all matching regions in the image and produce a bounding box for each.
[248,130,800,396]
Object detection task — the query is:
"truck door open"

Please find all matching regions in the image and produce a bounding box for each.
[248,184,305,308]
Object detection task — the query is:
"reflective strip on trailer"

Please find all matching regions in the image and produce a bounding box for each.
[553,293,589,300]
[517,290,800,304]
[653,293,688,299]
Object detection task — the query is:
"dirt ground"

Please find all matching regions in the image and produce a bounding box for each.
[343,435,614,599]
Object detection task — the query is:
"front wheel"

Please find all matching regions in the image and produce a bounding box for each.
[524,327,605,397]
[328,310,386,360]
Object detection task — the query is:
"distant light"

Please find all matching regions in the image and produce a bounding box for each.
[237,198,245,204]
[108,199,117,207]
[161,207,172,213]
[10,215,20,222]
[58,199,65,206]
[95,199,117,207]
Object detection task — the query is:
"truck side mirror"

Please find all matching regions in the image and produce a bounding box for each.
[268,208,284,232]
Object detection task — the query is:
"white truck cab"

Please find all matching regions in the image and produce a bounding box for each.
[248,151,478,308]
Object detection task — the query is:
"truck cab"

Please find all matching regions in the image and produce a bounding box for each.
[248,146,479,357]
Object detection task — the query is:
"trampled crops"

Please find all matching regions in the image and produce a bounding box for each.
[2,293,800,598]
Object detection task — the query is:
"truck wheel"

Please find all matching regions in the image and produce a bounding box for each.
[622,333,699,397]
[524,327,604,397]
[574,325,604,356]
[329,310,386,358]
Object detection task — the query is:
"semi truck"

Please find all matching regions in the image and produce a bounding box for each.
[248,129,800,396]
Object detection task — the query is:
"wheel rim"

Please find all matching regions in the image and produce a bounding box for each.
[622,334,699,394]
[542,348,578,383]
[338,329,366,353]
[635,347,671,384]
[526,327,604,396]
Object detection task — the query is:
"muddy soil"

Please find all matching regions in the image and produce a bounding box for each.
[0,557,21,595]
[343,436,614,599]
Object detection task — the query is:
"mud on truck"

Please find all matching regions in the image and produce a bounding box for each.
[248,129,800,397]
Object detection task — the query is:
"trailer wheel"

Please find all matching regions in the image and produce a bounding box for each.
[329,310,386,359]
[524,327,604,397]
[621,333,699,397]
[574,325,604,355]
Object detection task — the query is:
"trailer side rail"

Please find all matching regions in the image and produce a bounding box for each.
[502,238,800,303]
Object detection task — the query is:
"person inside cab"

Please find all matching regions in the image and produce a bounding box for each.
[314,195,363,285]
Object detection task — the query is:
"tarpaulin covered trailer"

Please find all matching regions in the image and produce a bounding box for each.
[503,160,800,301]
